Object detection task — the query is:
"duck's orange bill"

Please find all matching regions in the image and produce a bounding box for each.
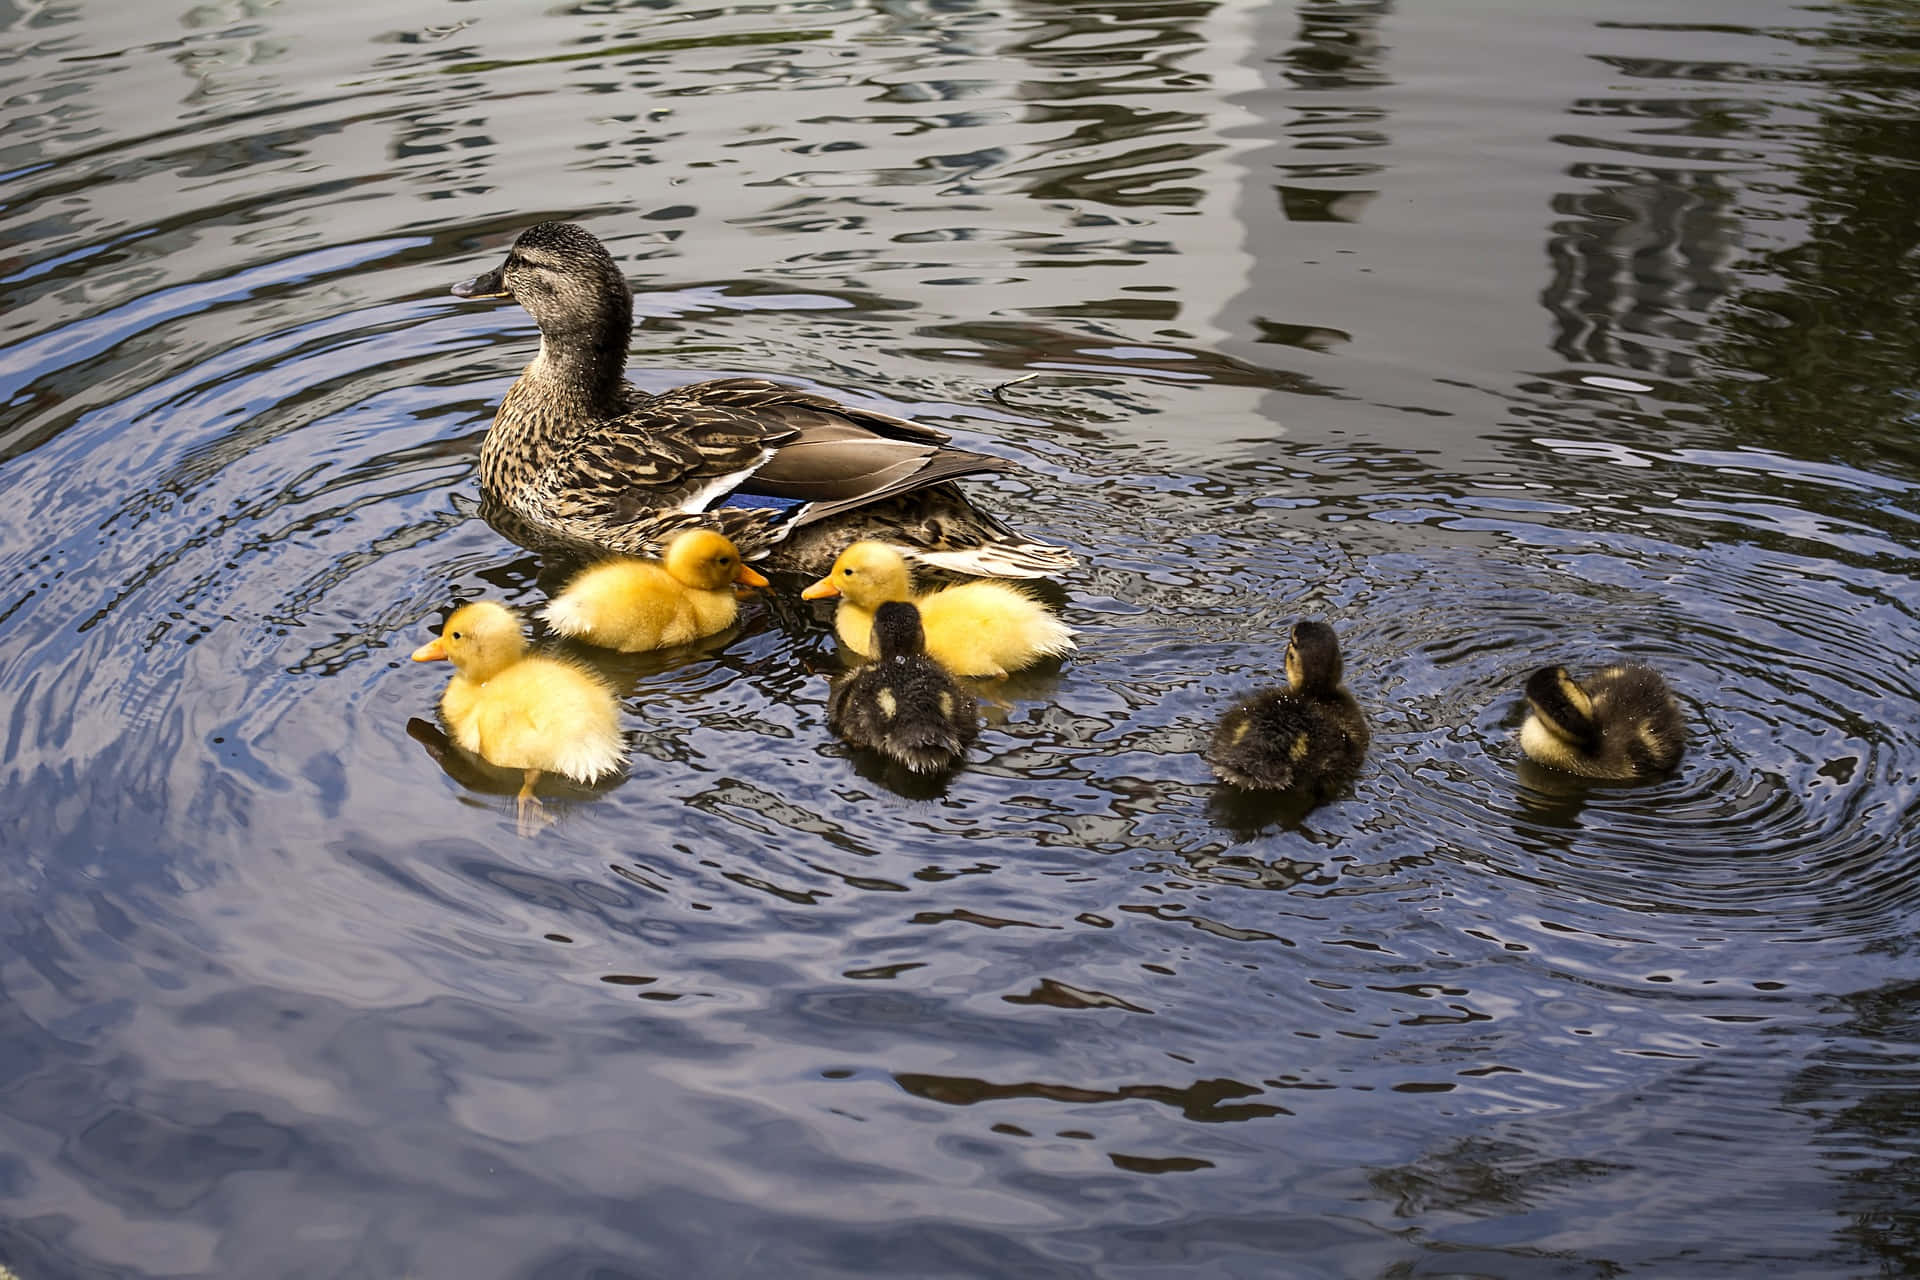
[411,637,449,662]
[734,563,770,588]
[800,578,839,600]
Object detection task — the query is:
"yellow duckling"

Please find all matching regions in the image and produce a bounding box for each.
[1206,619,1368,796]
[411,601,625,832]
[800,540,1074,678]
[1520,663,1684,781]
[541,529,769,652]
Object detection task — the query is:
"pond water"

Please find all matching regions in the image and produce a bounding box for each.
[3,0,1918,1275]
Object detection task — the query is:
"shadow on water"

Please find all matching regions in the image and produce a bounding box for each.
[1203,780,1326,844]
[0,0,1918,1276]
[838,744,964,802]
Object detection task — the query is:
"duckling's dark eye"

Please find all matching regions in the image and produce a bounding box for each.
[842,567,853,576]
[451,631,463,640]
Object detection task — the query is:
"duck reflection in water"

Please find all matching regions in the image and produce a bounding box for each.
[409,601,627,835]
[404,717,629,833]
[1206,781,1331,843]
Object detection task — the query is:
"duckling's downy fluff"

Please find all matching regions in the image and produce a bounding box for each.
[1206,619,1368,796]
[542,528,768,652]
[451,221,1073,577]
[828,600,980,773]
[1520,663,1683,781]
[412,601,624,831]
[800,540,1074,677]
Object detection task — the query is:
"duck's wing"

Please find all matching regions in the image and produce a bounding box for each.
[644,379,1016,519]
[547,385,803,518]
[647,378,952,443]
[518,378,1067,574]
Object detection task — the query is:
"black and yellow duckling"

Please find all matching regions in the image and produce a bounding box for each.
[450,221,1073,578]
[827,601,980,774]
[411,601,625,832]
[1519,663,1684,781]
[1206,620,1368,796]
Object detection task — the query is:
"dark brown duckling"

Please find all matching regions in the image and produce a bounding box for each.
[827,601,979,774]
[1206,619,1368,796]
[1520,663,1684,781]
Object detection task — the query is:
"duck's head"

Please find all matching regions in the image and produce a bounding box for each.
[801,541,912,608]
[1523,665,1600,748]
[412,601,526,681]
[870,600,928,661]
[663,529,769,591]
[452,221,633,355]
[1285,619,1345,693]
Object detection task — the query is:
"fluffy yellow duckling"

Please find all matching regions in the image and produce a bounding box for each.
[411,601,625,831]
[800,540,1074,678]
[1206,620,1368,796]
[1520,663,1684,781]
[541,529,769,652]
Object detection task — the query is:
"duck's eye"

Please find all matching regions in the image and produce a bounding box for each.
[451,631,463,640]
[842,567,853,576]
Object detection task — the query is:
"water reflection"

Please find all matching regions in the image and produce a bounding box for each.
[405,713,631,829]
[1793,976,1920,1276]
[3,0,1920,1275]
[1690,27,1920,478]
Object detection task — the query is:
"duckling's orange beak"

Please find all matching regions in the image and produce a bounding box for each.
[410,637,449,662]
[800,577,839,600]
[733,562,770,589]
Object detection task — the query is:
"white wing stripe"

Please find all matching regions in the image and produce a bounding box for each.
[674,449,775,513]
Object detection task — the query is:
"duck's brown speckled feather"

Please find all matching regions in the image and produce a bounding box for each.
[460,223,1071,578]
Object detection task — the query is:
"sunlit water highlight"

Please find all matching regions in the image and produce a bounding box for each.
[1,1,1917,1276]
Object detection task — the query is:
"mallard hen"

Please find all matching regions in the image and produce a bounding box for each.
[450,221,1074,578]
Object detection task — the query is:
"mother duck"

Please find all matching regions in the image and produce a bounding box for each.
[450,221,1074,578]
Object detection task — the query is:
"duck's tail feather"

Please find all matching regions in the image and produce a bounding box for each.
[904,540,1077,579]
[784,448,1016,528]
[539,595,589,637]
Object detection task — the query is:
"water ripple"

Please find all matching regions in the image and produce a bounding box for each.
[2,2,1919,1276]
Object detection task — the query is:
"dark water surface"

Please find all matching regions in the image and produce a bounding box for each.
[3,0,1919,1275]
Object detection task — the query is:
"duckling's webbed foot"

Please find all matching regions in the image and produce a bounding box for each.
[516,770,553,837]
[972,679,1015,714]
